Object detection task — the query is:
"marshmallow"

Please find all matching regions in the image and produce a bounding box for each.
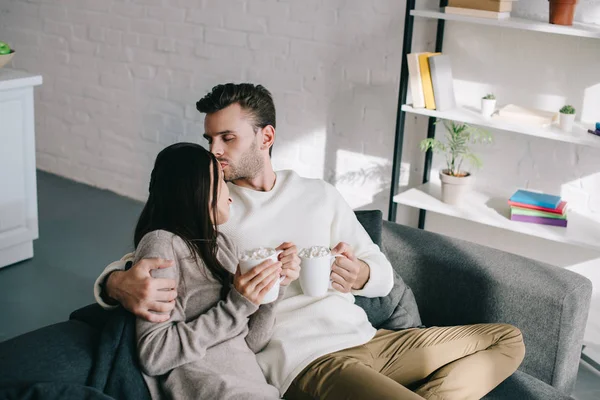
[299,246,331,259]
[239,247,277,261]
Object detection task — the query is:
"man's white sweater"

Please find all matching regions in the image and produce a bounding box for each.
[94,170,394,395]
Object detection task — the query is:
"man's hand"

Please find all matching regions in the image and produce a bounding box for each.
[330,242,370,293]
[276,242,301,286]
[106,258,177,323]
[234,260,282,305]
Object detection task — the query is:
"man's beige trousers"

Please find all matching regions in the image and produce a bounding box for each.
[285,323,525,400]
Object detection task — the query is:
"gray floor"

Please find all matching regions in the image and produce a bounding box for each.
[0,171,599,399]
[0,171,142,342]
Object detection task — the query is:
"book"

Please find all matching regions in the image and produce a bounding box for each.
[444,6,511,20]
[407,53,425,108]
[418,52,440,110]
[507,200,567,215]
[428,54,456,112]
[511,207,567,220]
[509,189,561,209]
[496,104,559,127]
[448,0,514,13]
[510,214,568,227]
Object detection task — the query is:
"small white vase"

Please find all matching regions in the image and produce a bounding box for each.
[559,112,575,133]
[439,170,474,205]
[481,99,496,118]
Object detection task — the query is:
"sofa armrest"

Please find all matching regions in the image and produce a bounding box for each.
[382,221,592,394]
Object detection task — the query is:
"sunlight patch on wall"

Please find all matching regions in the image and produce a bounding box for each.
[582,82,600,123]
[272,128,326,180]
[334,149,391,209]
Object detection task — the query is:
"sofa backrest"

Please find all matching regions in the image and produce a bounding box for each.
[354,210,383,247]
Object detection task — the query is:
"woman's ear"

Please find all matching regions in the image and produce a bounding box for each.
[260,125,275,151]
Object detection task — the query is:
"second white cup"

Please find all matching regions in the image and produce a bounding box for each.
[299,254,342,297]
[238,249,283,304]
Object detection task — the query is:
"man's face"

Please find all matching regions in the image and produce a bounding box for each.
[203,103,263,182]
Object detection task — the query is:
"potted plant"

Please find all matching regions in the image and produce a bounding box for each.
[420,120,493,205]
[0,41,14,68]
[481,93,496,118]
[559,105,576,132]
[549,0,578,26]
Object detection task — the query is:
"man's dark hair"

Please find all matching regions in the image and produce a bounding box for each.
[196,83,276,156]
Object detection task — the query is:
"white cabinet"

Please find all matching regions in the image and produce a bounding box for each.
[0,69,42,269]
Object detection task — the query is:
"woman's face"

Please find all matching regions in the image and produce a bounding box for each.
[210,164,232,225]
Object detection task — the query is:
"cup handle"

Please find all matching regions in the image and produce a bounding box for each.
[274,250,285,282]
[328,254,345,289]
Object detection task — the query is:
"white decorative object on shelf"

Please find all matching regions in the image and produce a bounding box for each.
[411,9,600,39]
[559,105,577,133]
[393,180,600,252]
[496,104,557,127]
[0,68,42,269]
[560,113,576,132]
[401,105,600,149]
[481,94,496,118]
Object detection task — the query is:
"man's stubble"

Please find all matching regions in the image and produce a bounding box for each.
[223,139,264,182]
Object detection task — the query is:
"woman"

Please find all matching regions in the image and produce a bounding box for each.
[134,142,282,399]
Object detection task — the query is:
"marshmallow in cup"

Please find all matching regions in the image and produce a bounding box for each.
[238,247,284,304]
[298,246,343,297]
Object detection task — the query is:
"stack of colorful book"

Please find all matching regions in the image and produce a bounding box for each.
[508,189,568,227]
[445,0,517,20]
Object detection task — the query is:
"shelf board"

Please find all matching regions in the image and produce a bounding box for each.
[393,181,600,251]
[411,9,600,39]
[401,105,600,149]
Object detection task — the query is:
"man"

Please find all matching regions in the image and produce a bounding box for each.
[95,83,525,399]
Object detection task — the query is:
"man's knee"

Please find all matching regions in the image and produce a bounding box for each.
[498,324,526,365]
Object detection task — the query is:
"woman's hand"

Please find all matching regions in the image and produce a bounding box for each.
[234,259,282,305]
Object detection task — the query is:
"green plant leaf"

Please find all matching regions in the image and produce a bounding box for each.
[420,119,493,173]
[559,105,576,114]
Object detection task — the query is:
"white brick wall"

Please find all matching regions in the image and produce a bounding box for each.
[0,0,598,228]
[0,0,407,216]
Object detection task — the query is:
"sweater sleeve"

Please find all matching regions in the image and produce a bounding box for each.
[245,285,287,353]
[329,187,394,298]
[135,230,259,377]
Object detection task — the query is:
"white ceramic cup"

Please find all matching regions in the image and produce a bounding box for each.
[299,254,343,297]
[238,249,283,305]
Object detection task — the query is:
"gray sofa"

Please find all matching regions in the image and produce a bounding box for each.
[0,212,592,399]
[379,219,592,399]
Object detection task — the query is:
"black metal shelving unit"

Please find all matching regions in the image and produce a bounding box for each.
[387,1,448,229]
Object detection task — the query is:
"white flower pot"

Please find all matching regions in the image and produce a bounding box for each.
[481,99,496,118]
[559,112,576,133]
[439,170,474,205]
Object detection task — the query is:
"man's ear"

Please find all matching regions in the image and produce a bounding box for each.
[260,125,275,151]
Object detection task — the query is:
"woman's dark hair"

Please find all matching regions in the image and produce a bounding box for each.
[134,142,231,297]
[196,83,276,156]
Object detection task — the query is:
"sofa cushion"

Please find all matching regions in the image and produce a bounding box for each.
[0,320,98,387]
[0,382,113,400]
[483,371,573,400]
[353,210,422,330]
[71,306,151,400]
[70,303,113,331]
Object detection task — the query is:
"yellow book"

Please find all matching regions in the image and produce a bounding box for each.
[418,52,440,110]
